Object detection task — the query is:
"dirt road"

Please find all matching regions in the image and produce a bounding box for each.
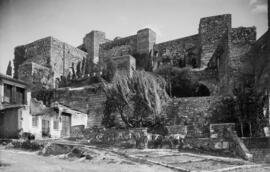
[0,147,174,172]
[1,144,270,172]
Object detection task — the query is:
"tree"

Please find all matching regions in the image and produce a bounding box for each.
[6,61,12,76]
[71,63,76,80]
[233,75,266,137]
[76,61,82,78]
[81,57,86,76]
[102,70,170,128]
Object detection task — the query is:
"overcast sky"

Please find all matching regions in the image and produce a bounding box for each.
[0,0,268,74]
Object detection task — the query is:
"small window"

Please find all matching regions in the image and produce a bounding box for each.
[4,84,12,103]
[53,120,59,130]
[32,116,38,127]
[16,87,25,104]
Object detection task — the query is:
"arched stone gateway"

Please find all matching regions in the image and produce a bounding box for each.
[196,84,210,96]
[170,82,211,98]
[198,81,218,96]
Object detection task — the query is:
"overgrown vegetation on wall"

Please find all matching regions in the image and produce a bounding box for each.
[155,66,210,97]
[57,57,117,88]
[232,78,267,137]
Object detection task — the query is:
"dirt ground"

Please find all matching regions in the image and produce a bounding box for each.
[0,146,174,172]
[1,144,270,172]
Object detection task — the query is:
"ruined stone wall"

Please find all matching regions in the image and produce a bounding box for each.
[165,96,223,138]
[99,28,156,70]
[207,27,256,95]
[154,34,200,68]
[50,37,87,79]
[229,27,256,83]
[14,37,87,89]
[207,30,231,95]
[18,62,54,91]
[14,37,51,79]
[199,14,232,67]
[99,35,138,59]
[252,30,270,91]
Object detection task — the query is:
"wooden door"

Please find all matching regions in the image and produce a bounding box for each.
[61,113,71,137]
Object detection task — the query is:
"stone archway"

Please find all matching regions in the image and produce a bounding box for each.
[197,81,218,96]
[195,84,210,96]
[170,82,211,98]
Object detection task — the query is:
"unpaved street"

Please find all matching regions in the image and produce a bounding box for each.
[0,147,174,172]
[1,144,270,172]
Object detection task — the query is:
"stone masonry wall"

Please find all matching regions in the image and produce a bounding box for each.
[165,96,223,138]
[49,85,106,128]
[199,14,232,67]
[14,37,51,79]
[207,30,231,95]
[190,69,219,95]
[50,37,87,79]
[99,28,156,70]
[252,30,270,90]
[99,35,138,60]
[14,37,87,89]
[154,34,200,68]
[83,31,110,63]
[229,27,256,83]
[18,62,54,91]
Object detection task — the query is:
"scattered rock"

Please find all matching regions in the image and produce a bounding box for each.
[68,147,84,158]
[85,154,93,160]
[42,143,73,156]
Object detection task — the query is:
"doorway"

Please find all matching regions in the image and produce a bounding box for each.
[61,113,71,137]
[42,119,50,137]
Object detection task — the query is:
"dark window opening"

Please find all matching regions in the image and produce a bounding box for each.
[16,87,25,104]
[191,58,197,68]
[3,84,12,103]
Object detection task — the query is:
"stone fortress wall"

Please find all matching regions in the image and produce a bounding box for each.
[14,13,261,128]
[14,37,87,91]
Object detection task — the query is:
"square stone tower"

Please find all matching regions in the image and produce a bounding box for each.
[136,28,156,55]
[83,31,107,64]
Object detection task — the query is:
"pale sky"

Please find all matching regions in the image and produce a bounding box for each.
[0,0,268,74]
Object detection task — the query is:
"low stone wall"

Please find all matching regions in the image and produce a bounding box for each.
[182,123,253,160]
[182,124,236,154]
[82,127,148,148]
[184,138,233,154]
[70,123,253,160]
[166,96,223,138]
